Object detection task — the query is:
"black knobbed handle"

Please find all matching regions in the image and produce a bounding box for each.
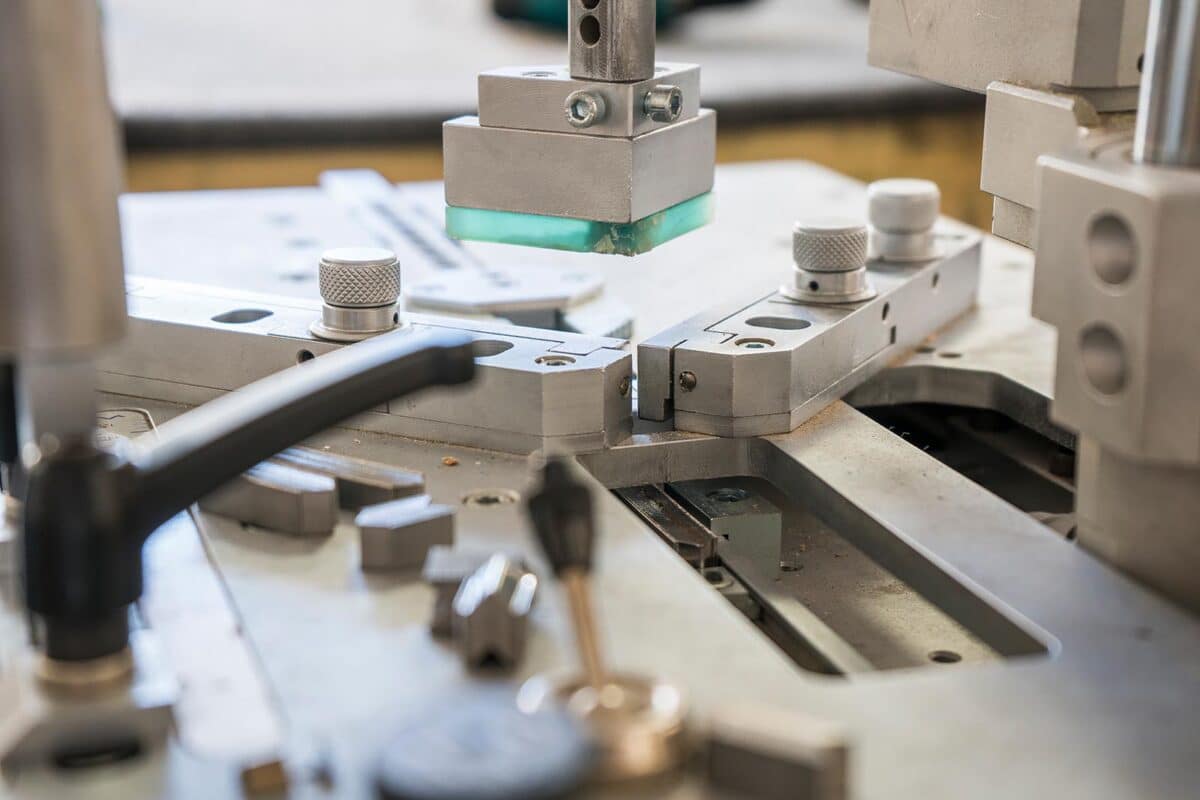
[526,458,596,577]
[23,329,477,661]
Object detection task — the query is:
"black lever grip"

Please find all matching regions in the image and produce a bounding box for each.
[130,328,475,538]
[23,328,476,661]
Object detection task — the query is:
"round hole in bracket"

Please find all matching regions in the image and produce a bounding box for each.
[734,337,775,350]
[579,14,601,45]
[1088,212,1137,286]
[929,650,962,664]
[211,308,273,324]
[463,489,520,507]
[706,487,750,503]
[473,339,514,358]
[536,354,576,367]
[1080,323,1127,395]
[745,316,812,331]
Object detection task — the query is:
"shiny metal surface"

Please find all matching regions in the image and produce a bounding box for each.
[1134,0,1200,166]
[0,0,126,355]
[356,494,455,571]
[477,63,701,139]
[570,0,656,83]
[443,111,717,223]
[199,461,338,537]
[451,555,537,670]
[97,281,634,454]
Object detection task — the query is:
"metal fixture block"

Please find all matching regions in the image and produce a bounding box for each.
[868,0,1147,95]
[443,110,716,224]
[356,495,455,571]
[200,461,338,536]
[0,632,176,771]
[667,480,783,576]
[477,63,701,138]
[422,546,526,638]
[706,706,848,800]
[980,83,1136,246]
[271,447,424,510]
[638,230,981,436]
[451,555,538,670]
[96,278,634,454]
[1034,148,1200,464]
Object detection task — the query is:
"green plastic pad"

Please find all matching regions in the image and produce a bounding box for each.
[445,192,714,257]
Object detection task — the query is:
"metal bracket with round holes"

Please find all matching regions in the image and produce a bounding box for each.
[638,228,982,436]
[96,277,632,454]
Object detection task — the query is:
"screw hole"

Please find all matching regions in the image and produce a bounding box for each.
[536,354,576,367]
[704,568,729,586]
[808,280,820,292]
[706,487,750,503]
[212,308,273,325]
[463,489,520,507]
[579,14,601,45]
[735,337,775,350]
[929,650,962,664]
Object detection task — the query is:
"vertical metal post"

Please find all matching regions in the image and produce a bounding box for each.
[1134,0,1200,167]
[0,0,128,357]
[570,0,656,82]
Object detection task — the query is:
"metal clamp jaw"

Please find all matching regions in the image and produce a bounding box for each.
[22,331,476,664]
[443,0,717,256]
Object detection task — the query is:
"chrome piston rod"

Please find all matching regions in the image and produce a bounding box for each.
[1135,0,1200,167]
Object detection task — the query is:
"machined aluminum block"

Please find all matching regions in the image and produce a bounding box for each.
[443,110,716,224]
[478,63,700,139]
[1035,147,1200,464]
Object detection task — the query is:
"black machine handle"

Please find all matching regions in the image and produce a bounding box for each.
[23,329,477,661]
[131,329,474,538]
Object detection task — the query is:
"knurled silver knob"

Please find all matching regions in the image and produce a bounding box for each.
[318,247,400,307]
[792,219,869,273]
[310,247,401,342]
[783,217,876,304]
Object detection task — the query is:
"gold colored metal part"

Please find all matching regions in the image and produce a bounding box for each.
[36,647,135,691]
[561,568,606,688]
[518,672,689,784]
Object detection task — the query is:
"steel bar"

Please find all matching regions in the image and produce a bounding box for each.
[1135,0,1200,166]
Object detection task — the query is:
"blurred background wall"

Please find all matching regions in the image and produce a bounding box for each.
[104,0,989,227]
